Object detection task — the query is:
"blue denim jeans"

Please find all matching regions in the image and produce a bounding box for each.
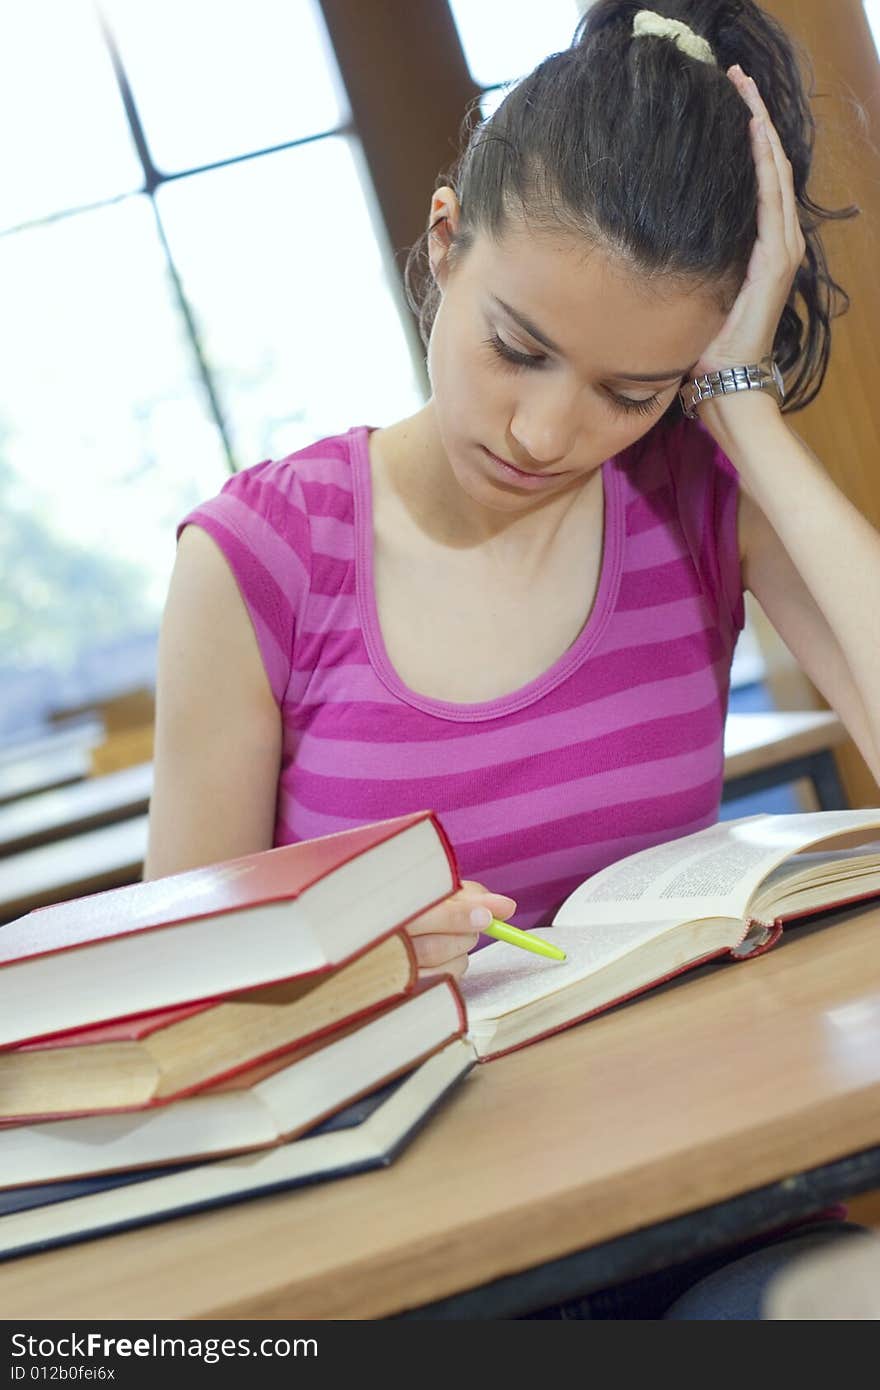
[521,1219,869,1319]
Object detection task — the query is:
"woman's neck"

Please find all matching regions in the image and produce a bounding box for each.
[371,402,599,567]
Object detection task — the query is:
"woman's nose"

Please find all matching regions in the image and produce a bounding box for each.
[510,384,580,467]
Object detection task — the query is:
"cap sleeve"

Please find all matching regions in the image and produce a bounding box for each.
[176,459,311,707]
[663,416,745,642]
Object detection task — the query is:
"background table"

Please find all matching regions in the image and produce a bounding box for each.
[0,762,152,857]
[0,722,101,808]
[721,710,849,810]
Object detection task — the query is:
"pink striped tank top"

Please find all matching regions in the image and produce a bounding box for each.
[177,417,744,933]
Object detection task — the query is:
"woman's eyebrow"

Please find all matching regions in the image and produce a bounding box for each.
[491,294,562,353]
[489,295,696,382]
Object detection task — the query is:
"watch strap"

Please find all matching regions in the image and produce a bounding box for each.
[679,356,783,419]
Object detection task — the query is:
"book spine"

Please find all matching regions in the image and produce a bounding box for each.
[731,920,784,961]
[735,882,880,962]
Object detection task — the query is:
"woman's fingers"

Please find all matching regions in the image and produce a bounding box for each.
[404,879,518,980]
[419,954,471,982]
[406,880,517,938]
[411,931,480,969]
[728,65,804,264]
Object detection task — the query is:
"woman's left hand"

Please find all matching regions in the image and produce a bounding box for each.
[691,64,806,376]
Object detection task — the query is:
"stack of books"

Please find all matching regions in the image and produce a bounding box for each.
[0,811,475,1259]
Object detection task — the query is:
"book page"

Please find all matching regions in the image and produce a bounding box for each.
[757,845,880,893]
[461,919,686,1021]
[553,811,880,928]
[751,845,880,918]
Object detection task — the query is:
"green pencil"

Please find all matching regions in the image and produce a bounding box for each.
[484,917,566,962]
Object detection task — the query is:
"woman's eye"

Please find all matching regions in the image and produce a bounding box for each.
[484,330,665,417]
[484,333,546,370]
[608,391,663,417]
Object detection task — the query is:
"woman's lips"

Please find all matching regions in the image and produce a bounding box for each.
[481,447,570,489]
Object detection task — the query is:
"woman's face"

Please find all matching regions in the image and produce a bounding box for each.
[427,207,728,512]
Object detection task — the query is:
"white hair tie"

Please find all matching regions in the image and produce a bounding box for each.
[632,9,717,66]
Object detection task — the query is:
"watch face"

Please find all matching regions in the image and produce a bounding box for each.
[771,359,785,400]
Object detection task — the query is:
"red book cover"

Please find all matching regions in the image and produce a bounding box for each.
[0,811,460,1050]
[0,811,457,965]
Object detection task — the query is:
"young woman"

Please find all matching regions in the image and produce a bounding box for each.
[145,3,880,1316]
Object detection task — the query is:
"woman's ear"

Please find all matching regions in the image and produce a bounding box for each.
[427,186,461,287]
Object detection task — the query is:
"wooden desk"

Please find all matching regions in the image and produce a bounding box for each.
[0,762,152,857]
[0,901,877,1320]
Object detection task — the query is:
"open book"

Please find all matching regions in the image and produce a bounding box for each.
[462,809,880,1060]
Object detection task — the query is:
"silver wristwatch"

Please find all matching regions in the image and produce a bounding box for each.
[678,355,785,419]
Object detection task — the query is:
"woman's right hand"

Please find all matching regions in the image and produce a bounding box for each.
[405,880,518,981]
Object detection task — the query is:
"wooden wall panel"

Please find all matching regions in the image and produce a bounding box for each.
[755,1,880,805]
[317,0,480,386]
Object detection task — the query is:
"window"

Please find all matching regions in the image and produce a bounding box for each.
[447,0,584,87]
[0,0,423,739]
[866,1,880,56]
[447,0,585,118]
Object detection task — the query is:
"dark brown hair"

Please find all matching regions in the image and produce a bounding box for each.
[404,0,859,416]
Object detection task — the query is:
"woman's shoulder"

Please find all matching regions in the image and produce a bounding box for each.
[216,423,369,520]
[176,424,373,586]
[171,427,373,703]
